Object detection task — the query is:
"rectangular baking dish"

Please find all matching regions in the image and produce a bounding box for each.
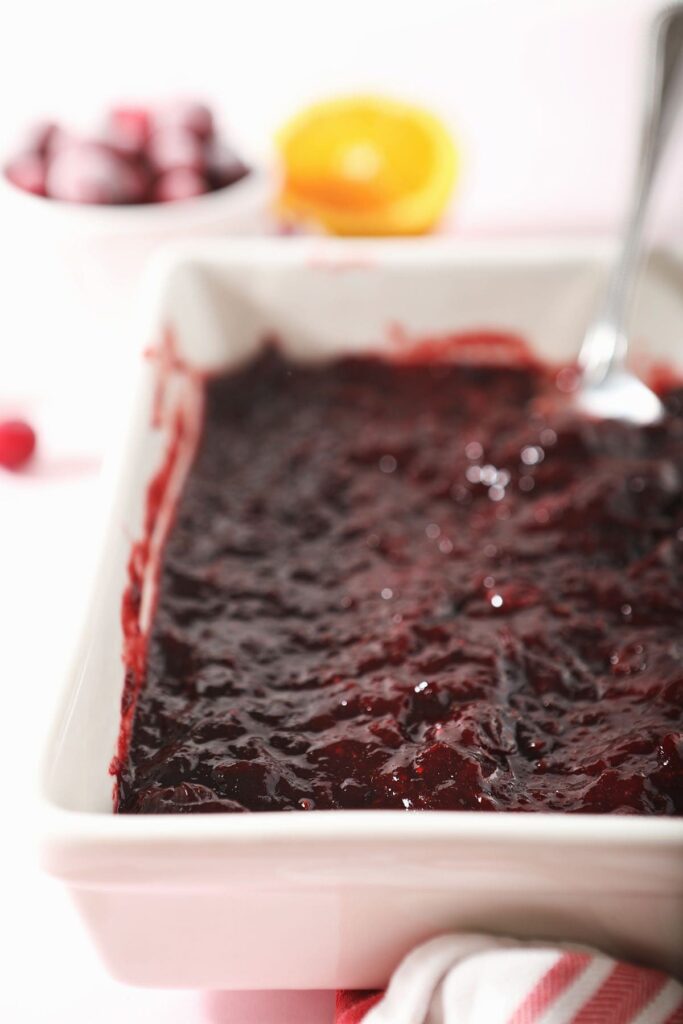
[40,238,683,989]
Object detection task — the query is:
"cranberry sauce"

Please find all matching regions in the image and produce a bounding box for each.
[115,347,683,815]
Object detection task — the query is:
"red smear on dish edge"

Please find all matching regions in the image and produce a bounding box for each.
[110,327,204,802]
[387,325,539,367]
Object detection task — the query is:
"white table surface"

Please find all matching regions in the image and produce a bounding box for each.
[1,1,680,1020]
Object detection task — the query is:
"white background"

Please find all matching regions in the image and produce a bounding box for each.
[0,1,681,1021]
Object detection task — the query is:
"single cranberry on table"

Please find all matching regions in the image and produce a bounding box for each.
[0,419,36,471]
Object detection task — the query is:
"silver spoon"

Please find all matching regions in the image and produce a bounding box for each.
[577,2,683,425]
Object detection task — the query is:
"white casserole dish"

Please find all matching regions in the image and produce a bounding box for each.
[40,238,683,989]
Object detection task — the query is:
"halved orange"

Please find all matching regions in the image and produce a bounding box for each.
[277,95,458,236]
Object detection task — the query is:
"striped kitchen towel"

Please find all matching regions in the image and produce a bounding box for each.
[335,935,683,1024]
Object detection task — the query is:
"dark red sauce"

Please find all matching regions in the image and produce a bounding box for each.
[115,343,683,815]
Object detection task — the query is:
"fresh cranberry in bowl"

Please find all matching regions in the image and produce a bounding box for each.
[19,120,59,158]
[205,140,250,190]
[5,152,46,196]
[146,127,206,176]
[104,107,152,158]
[153,168,208,203]
[46,143,150,205]
[155,99,214,139]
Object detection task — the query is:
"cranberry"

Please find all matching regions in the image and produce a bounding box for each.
[146,128,206,175]
[205,140,249,190]
[4,153,46,196]
[105,106,151,157]
[152,168,208,203]
[44,126,79,157]
[21,120,59,157]
[155,100,214,139]
[0,419,36,470]
[46,143,149,204]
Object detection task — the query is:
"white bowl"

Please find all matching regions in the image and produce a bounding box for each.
[0,167,272,358]
[40,237,683,989]
[0,163,271,235]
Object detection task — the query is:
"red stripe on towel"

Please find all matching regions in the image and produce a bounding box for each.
[571,963,668,1023]
[335,990,383,1024]
[507,952,592,1023]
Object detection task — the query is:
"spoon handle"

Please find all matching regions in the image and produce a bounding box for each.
[579,4,683,382]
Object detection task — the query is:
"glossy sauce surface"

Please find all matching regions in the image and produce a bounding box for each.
[116,347,683,814]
